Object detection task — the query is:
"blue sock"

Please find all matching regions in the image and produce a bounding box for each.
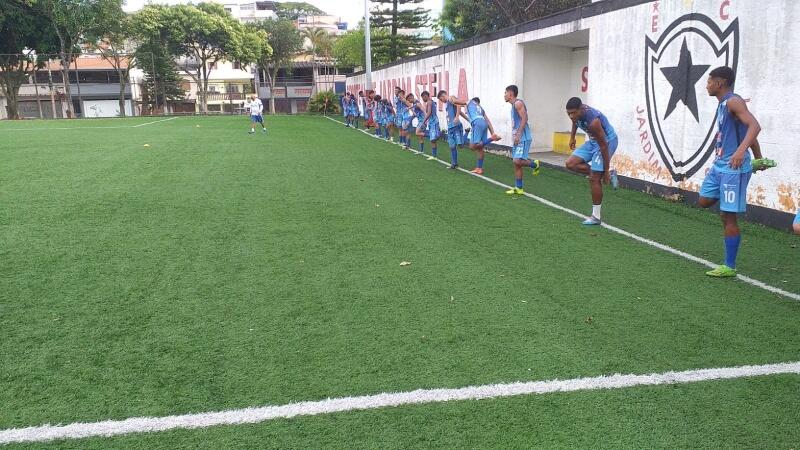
[724,235,741,269]
[477,158,484,169]
[516,178,523,189]
[450,147,458,165]
[432,146,437,157]
[419,143,424,153]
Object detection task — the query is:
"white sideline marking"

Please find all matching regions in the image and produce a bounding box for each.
[1,361,798,444]
[131,117,179,127]
[3,116,178,131]
[323,116,800,302]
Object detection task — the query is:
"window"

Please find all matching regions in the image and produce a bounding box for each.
[233,61,241,70]
[224,7,232,12]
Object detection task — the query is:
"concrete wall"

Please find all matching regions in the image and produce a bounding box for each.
[348,0,800,216]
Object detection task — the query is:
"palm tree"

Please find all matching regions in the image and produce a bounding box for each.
[301,27,334,92]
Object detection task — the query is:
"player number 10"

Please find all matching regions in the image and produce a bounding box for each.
[725,191,736,203]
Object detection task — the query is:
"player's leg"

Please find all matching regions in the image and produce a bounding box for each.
[469,120,488,174]
[249,116,256,134]
[416,124,426,154]
[257,114,266,132]
[447,127,459,169]
[706,171,751,277]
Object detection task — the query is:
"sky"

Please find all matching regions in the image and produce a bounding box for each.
[122,0,444,30]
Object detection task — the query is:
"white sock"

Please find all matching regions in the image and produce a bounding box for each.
[592,204,602,220]
[251,127,254,132]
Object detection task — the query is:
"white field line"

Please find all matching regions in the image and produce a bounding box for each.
[323,116,800,302]
[1,361,798,445]
[3,116,178,131]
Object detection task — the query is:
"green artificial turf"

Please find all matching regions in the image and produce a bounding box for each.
[1,115,798,448]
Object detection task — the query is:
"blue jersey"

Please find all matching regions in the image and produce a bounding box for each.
[446,101,460,129]
[465,100,485,124]
[427,100,439,126]
[577,106,617,142]
[394,96,406,118]
[713,92,751,174]
[511,99,532,142]
[795,210,800,225]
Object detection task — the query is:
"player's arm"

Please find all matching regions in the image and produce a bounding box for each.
[423,101,433,125]
[449,96,467,107]
[589,119,611,183]
[749,138,763,160]
[459,110,469,122]
[514,100,528,145]
[569,121,578,150]
[727,97,762,169]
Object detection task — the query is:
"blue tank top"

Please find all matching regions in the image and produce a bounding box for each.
[511,99,532,142]
[465,100,485,124]
[713,92,751,173]
[446,102,459,129]
[395,96,405,118]
[577,106,617,142]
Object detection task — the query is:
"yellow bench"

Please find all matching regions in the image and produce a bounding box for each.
[553,131,586,155]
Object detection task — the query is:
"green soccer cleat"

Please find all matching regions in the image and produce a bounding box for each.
[705,265,737,278]
[532,159,541,176]
[751,158,777,171]
[505,187,524,195]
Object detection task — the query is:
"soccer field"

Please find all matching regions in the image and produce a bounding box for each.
[2,115,799,448]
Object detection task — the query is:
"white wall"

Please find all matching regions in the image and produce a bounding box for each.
[83,99,133,118]
[348,0,800,215]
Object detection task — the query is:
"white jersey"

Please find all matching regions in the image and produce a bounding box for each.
[248,98,263,115]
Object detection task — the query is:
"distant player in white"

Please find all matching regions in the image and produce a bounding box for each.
[246,94,266,134]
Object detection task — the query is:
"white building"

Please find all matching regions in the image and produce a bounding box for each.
[217,0,277,23]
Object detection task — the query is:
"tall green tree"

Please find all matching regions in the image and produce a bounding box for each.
[167,3,264,113]
[370,0,429,62]
[249,18,301,114]
[440,0,589,43]
[0,0,59,119]
[87,11,133,116]
[131,4,187,113]
[275,2,325,20]
[332,27,392,70]
[39,0,124,118]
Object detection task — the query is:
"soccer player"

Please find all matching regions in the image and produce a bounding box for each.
[373,94,384,138]
[699,66,765,277]
[382,97,396,141]
[565,97,619,225]
[247,94,266,134]
[420,91,441,161]
[794,210,800,235]
[394,89,409,146]
[437,90,465,169]
[449,96,500,175]
[399,93,419,151]
[504,85,540,195]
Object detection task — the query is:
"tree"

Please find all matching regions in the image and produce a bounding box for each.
[370,0,429,62]
[88,11,133,116]
[301,27,334,90]
[131,4,187,113]
[174,3,264,113]
[0,0,59,119]
[250,18,302,114]
[275,2,325,20]
[332,27,392,70]
[440,0,590,43]
[40,0,124,118]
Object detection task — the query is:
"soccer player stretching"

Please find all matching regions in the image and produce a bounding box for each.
[504,85,540,195]
[565,97,619,225]
[448,97,500,175]
[437,90,466,169]
[420,91,441,161]
[247,94,266,134]
[700,66,765,277]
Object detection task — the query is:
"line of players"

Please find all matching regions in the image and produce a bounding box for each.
[340,66,797,277]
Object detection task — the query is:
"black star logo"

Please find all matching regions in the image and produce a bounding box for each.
[660,38,710,122]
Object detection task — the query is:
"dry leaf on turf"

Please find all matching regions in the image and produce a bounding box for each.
[399,261,411,266]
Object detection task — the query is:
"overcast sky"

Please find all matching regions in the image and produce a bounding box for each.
[122,0,444,30]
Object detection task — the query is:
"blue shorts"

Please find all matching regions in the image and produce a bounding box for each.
[700,167,752,213]
[402,118,413,130]
[447,124,465,147]
[470,118,489,146]
[251,114,263,123]
[512,140,533,160]
[571,138,619,172]
[394,115,403,128]
[427,123,442,141]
